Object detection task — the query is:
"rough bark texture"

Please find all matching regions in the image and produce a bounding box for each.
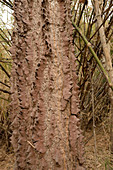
[10,0,85,169]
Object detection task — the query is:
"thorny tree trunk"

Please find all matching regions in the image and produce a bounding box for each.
[10,0,85,170]
[94,0,113,169]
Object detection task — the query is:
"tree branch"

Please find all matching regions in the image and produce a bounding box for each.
[0,0,13,9]
[0,64,10,78]
[72,21,113,91]
[0,81,10,88]
[0,88,11,94]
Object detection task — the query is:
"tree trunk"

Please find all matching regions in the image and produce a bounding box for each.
[10,0,85,169]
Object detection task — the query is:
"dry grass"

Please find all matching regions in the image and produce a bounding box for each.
[0,144,15,170]
[84,123,110,170]
[0,40,11,148]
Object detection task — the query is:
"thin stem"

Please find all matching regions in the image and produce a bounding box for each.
[0,64,10,78]
[72,21,113,91]
[0,88,11,94]
[91,74,97,168]
[0,81,10,88]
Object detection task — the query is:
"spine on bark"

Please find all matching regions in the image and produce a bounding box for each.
[10,0,85,169]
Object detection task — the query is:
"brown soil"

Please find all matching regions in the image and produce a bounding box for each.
[0,126,110,170]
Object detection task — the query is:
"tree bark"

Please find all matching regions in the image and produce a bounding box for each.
[10,0,85,169]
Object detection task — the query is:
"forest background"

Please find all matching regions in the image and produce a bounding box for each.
[0,0,113,169]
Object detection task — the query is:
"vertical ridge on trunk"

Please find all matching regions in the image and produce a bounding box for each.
[10,0,85,169]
